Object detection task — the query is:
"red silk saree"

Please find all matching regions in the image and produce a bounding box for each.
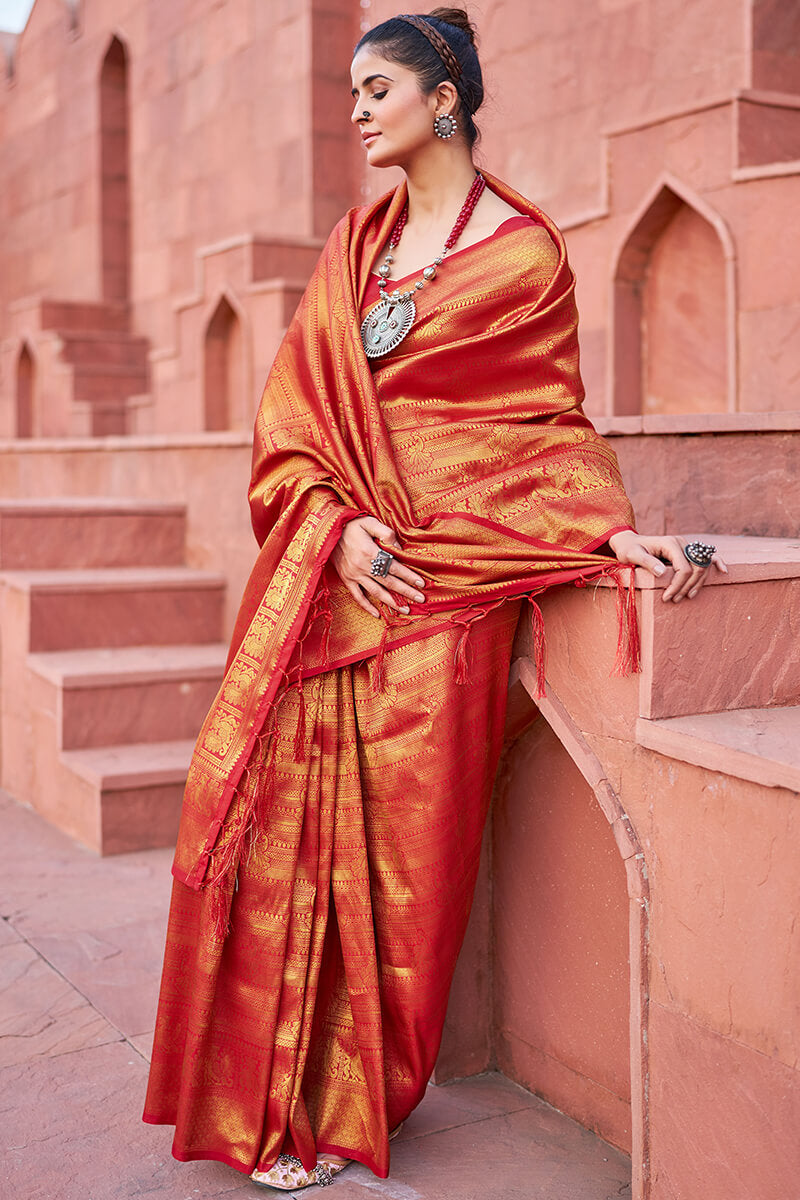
[143,173,637,1179]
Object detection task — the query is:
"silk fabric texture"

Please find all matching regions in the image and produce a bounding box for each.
[143,174,637,1177]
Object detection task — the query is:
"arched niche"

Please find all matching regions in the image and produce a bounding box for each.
[612,180,736,416]
[16,342,35,438]
[203,295,245,431]
[99,35,131,302]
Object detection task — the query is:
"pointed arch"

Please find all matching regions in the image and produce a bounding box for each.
[611,177,737,416]
[204,294,245,431]
[16,342,35,438]
[99,35,131,302]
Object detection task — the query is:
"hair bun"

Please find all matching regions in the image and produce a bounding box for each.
[427,7,478,48]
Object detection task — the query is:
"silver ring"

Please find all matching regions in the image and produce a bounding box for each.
[370,549,394,578]
[683,540,716,568]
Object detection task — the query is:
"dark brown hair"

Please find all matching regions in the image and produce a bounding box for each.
[354,9,484,147]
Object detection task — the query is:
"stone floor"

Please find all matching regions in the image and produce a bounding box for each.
[0,790,631,1200]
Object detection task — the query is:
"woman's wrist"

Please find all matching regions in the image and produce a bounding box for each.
[608,528,638,555]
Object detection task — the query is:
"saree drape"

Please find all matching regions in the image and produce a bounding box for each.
[168,172,636,895]
[143,173,638,1179]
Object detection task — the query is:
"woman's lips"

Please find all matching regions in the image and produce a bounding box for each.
[362,132,380,146]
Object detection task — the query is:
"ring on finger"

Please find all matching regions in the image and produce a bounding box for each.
[683,540,715,568]
[370,549,394,578]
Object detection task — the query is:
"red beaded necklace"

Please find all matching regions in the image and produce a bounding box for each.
[361,172,486,360]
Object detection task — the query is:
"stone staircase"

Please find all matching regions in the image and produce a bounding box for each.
[41,301,149,435]
[7,298,150,435]
[630,536,800,790]
[0,499,227,854]
[508,533,800,813]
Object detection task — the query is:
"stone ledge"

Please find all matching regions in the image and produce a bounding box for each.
[0,432,252,452]
[0,566,227,593]
[0,497,186,514]
[594,412,800,435]
[28,643,227,689]
[636,707,800,791]
[61,739,196,791]
[591,535,800,590]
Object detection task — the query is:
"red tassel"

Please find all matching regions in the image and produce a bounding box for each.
[454,626,472,684]
[371,623,389,695]
[256,734,277,834]
[321,602,332,664]
[210,881,232,941]
[612,565,641,676]
[205,701,280,898]
[293,682,307,763]
[528,598,547,699]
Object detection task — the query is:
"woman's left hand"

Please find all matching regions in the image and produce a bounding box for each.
[608,530,728,602]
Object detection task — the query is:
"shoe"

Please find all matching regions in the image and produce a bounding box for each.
[250,1152,350,1190]
[250,1124,403,1190]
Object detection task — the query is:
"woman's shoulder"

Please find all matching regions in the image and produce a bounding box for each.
[505,217,560,270]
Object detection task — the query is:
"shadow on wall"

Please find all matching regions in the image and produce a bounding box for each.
[100,35,130,305]
[16,341,34,437]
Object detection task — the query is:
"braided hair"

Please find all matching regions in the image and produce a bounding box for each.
[354,8,484,147]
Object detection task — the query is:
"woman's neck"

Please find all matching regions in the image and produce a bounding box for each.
[402,145,478,233]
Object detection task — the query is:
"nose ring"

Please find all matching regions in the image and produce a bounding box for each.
[362,110,371,119]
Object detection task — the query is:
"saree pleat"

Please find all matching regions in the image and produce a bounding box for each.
[144,600,520,1177]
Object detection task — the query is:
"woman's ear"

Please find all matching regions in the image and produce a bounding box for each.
[433,79,460,116]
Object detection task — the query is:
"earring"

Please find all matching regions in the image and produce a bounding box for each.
[433,112,458,139]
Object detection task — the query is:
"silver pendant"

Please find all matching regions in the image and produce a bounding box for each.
[360,294,416,359]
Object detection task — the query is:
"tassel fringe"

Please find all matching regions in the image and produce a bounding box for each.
[201,563,640,941]
[611,565,641,677]
[293,683,307,762]
[453,625,472,684]
[450,602,505,685]
[371,622,389,695]
[527,597,547,699]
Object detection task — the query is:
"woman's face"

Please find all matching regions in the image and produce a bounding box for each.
[350,47,438,169]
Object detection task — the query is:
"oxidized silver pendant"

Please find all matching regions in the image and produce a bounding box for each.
[360,294,416,359]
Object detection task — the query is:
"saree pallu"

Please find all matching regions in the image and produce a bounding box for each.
[144,173,638,1178]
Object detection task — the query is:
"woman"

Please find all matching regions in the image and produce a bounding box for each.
[143,8,725,1191]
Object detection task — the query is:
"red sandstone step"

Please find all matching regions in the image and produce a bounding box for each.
[58,331,150,368]
[0,499,186,569]
[636,705,800,791]
[28,643,227,749]
[633,536,800,719]
[2,566,225,651]
[60,738,196,854]
[525,535,800,728]
[72,365,149,402]
[38,299,129,333]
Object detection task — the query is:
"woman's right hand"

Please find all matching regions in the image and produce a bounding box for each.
[331,516,426,618]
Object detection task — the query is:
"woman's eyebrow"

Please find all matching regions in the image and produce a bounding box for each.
[350,73,394,97]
